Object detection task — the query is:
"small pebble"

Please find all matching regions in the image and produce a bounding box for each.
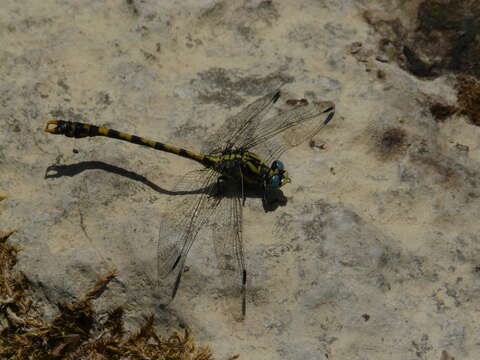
[376,54,389,63]
[455,143,469,152]
[350,41,363,54]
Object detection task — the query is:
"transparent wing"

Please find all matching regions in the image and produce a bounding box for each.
[243,101,335,164]
[172,168,214,194]
[157,168,221,299]
[209,177,247,321]
[202,90,281,154]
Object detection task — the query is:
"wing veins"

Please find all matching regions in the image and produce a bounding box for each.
[157,168,220,281]
[242,102,335,160]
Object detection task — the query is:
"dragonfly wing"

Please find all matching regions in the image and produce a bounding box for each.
[157,168,221,299]
[172,168,213,194]
[210,179,247,320]
[202,90,281,154]
[244,100,335,164]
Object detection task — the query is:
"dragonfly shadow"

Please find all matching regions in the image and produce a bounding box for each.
[247,186,288,212]
[44,161,205,196]
[263,188,288,212]
[44,161,288,211]
[45,161,288,212]
[213,180,288,213]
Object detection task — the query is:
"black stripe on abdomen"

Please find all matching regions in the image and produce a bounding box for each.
[105,129,123,140]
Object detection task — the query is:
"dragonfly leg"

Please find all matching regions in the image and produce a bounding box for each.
[262,181,269,208]
[239,167,246,206]
[171,254,182,272]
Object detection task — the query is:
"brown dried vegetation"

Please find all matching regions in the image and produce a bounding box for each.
[455,75,480,126]
[0,231,214,360]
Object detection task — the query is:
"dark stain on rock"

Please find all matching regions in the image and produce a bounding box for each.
[417,0,467,32]
[245,0,279,26]
[19,17,53,31]
[416,0,480,78]
[237,24,255,41]
[377,69,386,80]
[199,1,225,21]
[410,152,460,188]
[372,127,409,161]
[365,1,480,80]
[403,46,437,78]
[415,0,480,77]
[57,79,69,92]
[457,141,470,151]
[429,103,458,122]
[141,49,156,61]
[197,90,245,108]
[417,0,480,77]
[125,0,139,16]
[96,91,112,107]
[172,123,207,140]
[422,158,457,185]
[449,19,479,73]
[196,67,293,107]
[301,216,327,243]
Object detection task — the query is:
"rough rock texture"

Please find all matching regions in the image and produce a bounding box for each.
[1,0,479,359]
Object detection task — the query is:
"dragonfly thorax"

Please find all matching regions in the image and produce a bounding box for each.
[206,150,290,189]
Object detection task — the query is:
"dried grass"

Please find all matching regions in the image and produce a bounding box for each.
[0,231,215,360]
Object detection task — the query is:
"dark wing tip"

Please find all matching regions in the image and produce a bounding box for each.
[171,255,182,272]
[242,270,247,317]
[324,111,335,125]
[272,91,281,103]
[323,106,335,114]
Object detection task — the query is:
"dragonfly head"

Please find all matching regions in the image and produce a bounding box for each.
[267,160,291,189]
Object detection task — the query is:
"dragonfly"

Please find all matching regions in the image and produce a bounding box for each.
[44,89,335,319]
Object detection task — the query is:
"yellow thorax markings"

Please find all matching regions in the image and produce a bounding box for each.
[212,151,266,177]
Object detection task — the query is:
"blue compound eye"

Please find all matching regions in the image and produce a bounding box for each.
[269,174,281,189]
[271,160,284,171]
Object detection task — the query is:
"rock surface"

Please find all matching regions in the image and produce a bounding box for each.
[1,0,479,359]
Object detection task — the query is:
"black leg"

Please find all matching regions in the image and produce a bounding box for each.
[262,181,269,207]
[240,168,246,206]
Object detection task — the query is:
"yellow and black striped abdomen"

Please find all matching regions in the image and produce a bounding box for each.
[44,120,207,165]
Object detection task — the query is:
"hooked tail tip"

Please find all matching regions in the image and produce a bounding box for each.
[44,120,63,134]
